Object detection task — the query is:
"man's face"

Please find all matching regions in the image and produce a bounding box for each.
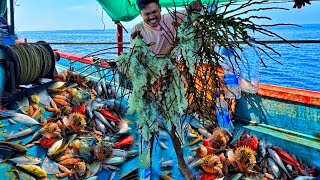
[140,2,161,28]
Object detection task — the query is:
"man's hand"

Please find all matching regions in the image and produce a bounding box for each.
[293,0,311,9]
[131,30,143,40]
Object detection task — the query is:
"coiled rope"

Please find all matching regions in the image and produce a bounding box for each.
[1,43,55,85]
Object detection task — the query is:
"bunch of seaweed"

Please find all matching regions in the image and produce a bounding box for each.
[61,1,299,179]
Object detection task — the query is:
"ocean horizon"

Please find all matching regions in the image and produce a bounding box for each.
[17,22,320,33]
[17,24,320,92]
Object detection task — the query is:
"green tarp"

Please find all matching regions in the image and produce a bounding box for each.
[96,0,227,22]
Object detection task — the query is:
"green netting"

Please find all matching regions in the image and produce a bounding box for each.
[96,0,228,22]
[0,0,6,17]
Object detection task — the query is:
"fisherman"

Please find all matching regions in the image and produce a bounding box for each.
[131,0,202,56]
[119,0,202,88]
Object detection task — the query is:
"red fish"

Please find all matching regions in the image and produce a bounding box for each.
[97,109,120,123]
[202,139,219,155]
[240,133,258,151]
[72,102,86,115]
[271,146,299,166]
[271,146,307,175]
[202,139,210,147]
[40,137,58,148]
[113,135,134,148]
[53,76,64,82]
[199,173,218,180]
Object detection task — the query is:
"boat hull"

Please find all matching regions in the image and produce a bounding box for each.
[235,84,320,170]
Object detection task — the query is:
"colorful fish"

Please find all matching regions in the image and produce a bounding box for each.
[16,164,47,178]
[113,135,134,148]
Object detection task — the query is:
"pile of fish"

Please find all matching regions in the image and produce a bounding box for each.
[1,70,319,180]
[0,70,138,180]
[179,126,319,180]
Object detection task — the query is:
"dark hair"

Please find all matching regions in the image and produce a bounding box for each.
[136,0,160,10]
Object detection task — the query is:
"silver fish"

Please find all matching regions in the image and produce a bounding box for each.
[189,158,202,169]
[102,99,126,110]
[198,128,211,138]
[287,164,293,172]
[86,100,94,119]
[66,83,78,89]
[100,99,116,108]
[268,148,291,178]
[229,128,245,145]
[8,118,16,124]
[113,149,127,157]
[161,159,173,167]
[12,169,36,180]
[91,100,105,111]
[67,134,78,145]
[25,127,44,145]
[0,110,40,126]
[101,164,120,171]
[187,132,198,138]
[185,156,196,164]
[6,127,36,141]
[159,141,168,150]
[103,135,120,142]
[108,171,117,180]
[103,83,117,98]
[95,81,103,95]
[37,90,52,106]
[258,139,267,157]
[117,120,131,134]
[9,155,42,165]
[126,150,139,158]
[89,161,102,176]
[104,157,126,166]
[267,157,280,178]
[86,176,98,180]
[100,81,108,96]
[95,118,106,133]
[94,111,115,132]
[48,81,65,90]
[16,97,29,115]
[293,176,316,180]
[230,173,243,180]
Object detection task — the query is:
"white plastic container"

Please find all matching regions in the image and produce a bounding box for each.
[239,38,260,94]
[220,47,241,99]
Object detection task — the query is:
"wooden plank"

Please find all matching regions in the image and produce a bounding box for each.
[258,84,320,106]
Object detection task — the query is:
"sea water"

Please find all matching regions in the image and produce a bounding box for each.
[16,24,320,92]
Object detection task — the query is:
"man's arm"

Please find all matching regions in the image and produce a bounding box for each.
[170,1,203,25]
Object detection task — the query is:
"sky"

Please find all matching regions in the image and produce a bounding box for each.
[12,0,320,32]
